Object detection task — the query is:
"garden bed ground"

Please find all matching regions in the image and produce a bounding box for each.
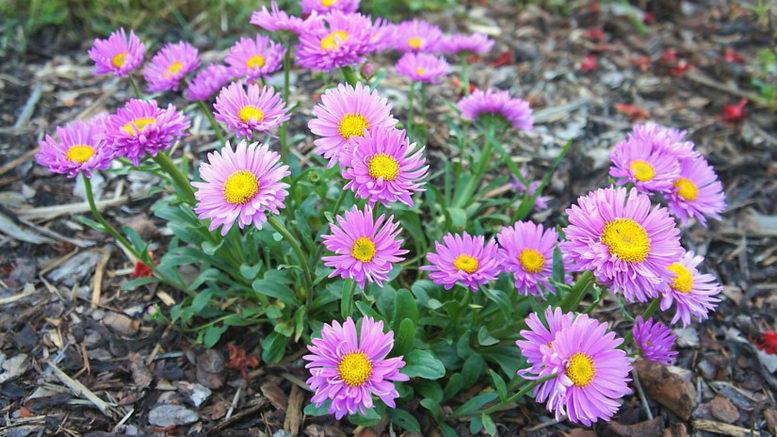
[1,1,776,436]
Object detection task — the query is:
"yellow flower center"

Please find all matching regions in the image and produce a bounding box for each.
[518,249,545,273]
[246,54,266,69]
[111,52,127,68]
[415,67,426,76]
[121,117,157,136]
[65,144,95,164]
[629,159,655,182]
[407,37,424,49]
[351,237,376,263]
[667,262,693,293]
[566,352,595,387]
[674,177,698,201]
[453,254,479,273]
[223,170,260,205]
[239,105,265,123]
[337,113,369,140]
[601,218,651,263]
[321,0,338,6]
[321,30,349,51]
[337,352,372,387]
[164,60,184,78]
[368,153,400,181]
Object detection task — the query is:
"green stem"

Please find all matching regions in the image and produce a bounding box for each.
[340,279,357,318]
[152,152,196,205]
[454,123,496,208]
[419,83,428,144]
[455,374,557,417]
[196,100,225,146]
[279,43,293,164]
[128,75,142,99]
[340,66,359,86]
[407,84,415,139]
[331,186,347,217]
[459,53,470,95]
[267,216,313,300]
[83,174,142,260]
[623,297,662,347]
[561,270,595,312]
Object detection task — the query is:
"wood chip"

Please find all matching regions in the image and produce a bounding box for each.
[91,246,112,308]
[691,420,752,437]
[283,384,304,437]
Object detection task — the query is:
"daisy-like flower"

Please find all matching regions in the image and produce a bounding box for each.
[88,28,145,77]
[308,82,396,167]
[659,251,722,327]
[192,140,290,236]
[421,232,500,291]
[322,205,407,288]
[609,132,680,193]
[496,221,560,296]
[36,118,114,178]
[104,99,189,165]
[300,0,359,14]
[142,41,199,93]
[342,127,428,207]
[303,316,409,419]
[250,1,306,34]
[214,81,290,138]
[560,187,683,302]
[184,64,232,101]
[633,316,678,365]
[627,123,698,160]
[225,35,284,81]
[392,19,443,53]
[296,11,376,72]
[665,155,726,226]
[439,33,494,56]
[395,53,449,84]
[534,313,632,426]
[457,89,534,132]
[516,307,574,376]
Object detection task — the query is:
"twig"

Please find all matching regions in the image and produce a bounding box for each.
[47,361,114,416]
[685,70,769,108]
[91,246,112,308]
[631,368,653,420]
[0,148,39,176]
[15,191,151,221]
[0,286,35,306]
[13,82,43,129]
[210,397,267,432]
[225,386,242,420]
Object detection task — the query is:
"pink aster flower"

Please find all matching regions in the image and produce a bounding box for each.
[392,19,443,53]
[104,99,189,165]
[250,1,306,34]
[627,123,698,160]
[300,0,359,14]
[88,28,145,77]
[225,35,284,81]
[303,316,409,419]
[560,187,683,302]
[439,33,494,56]
[184,64,232,101]
[531,313,632,426]
[633,316,678,365]
[496,221,560,296]
[609,132,680,193]
[342,127,428,207]
[296,11,376,72]
[659,251,722,327]
[142,41,199,93]
[457,89,534,132]
[213,81,290,138]
[395,53,449,84]
[421,232,500,291]
[665,155,726,226]
[36,118,114,178]
[322,205,407,288]
[192,140,290,236]
[308,82,396,167]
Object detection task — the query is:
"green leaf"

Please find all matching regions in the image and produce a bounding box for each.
[402,349,445,380]
[392,289,419,328]
[294,307,305,342]
[477,326,499,346]
[443,373,464,400]
[414,380,443,404]
[439,423,458,437]
[419,398,441,419]
[451,392,498,417]
[488,370,508,401]
[239,262,263,280]
[392,318,415,357]
[482,413,497,436]
[447,206,467,230]
[202,324,227,348]
[202,240,223,256]
[552,245,565,283]
[461,354,485,386]
[120,277,158,290]
[469,414,483,434]
[303,401,330,416]
[347,407,382,426]
[76,216,106,233]
[388,409,420,433]
[355,301,383,321]
[261,332,288,364]
[251,277,298,305]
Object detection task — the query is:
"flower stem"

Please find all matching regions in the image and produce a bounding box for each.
[454,123,496,208]
[561,270,595,312]
[83,174,142,260]
[196,100,225,146]
[341,279,357,318]
[459,53,470,95]
[128,75,142,99]
[152,152,196,206]
[419,83,428,144]
[340,65,359,86]
[279,43,293,164]
[267,216,314,300]
[454,374,556,417]
[623,297,662,347]
[407,84,415,139]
